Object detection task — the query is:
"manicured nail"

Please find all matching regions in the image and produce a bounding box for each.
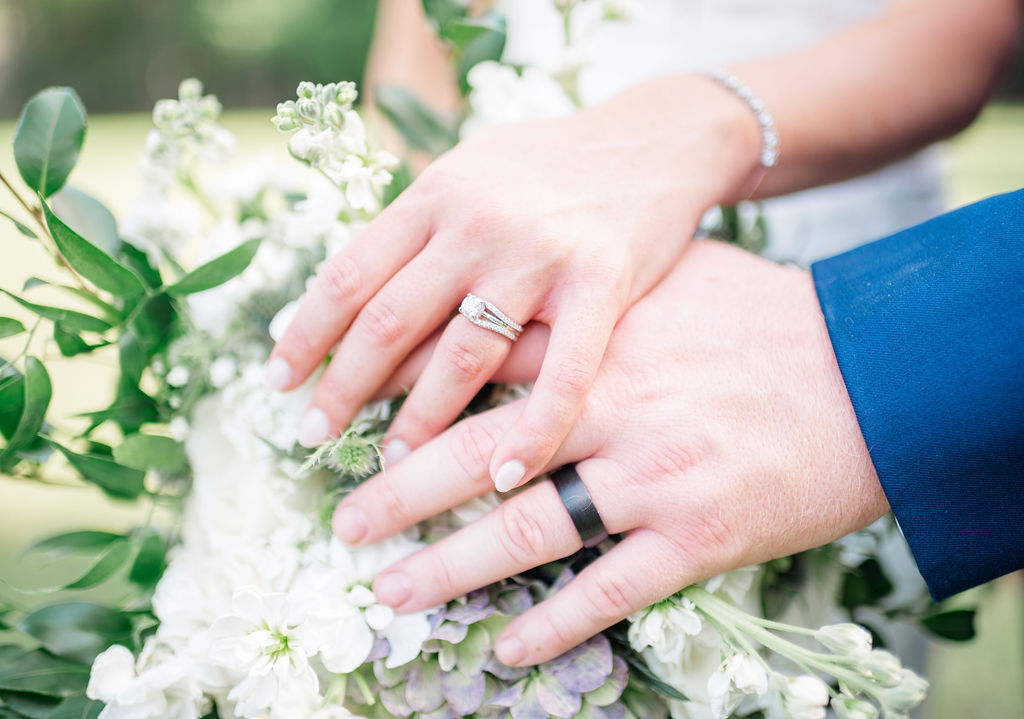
[382,439,410,467]
[374,572,412,608]
[298,408,330,447]
[264,357,292,391]
[494,460,526,493]
[333,505,367,544]
[495,635,527,666]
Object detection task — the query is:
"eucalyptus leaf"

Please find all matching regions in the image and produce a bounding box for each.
[454,14,507,93]
[46,696,103,719]
[77,386,157,437]
[0,289,111,334]
[421,0,467,33]
[114,434,185,472]
[920,609,976,641]
[0,210,38,239]
[19,603,133,665]
[26,531,124,557]
[374,85,458,156]
[41,198,144,298]
[0,357,51,473]
[2,691,60,719]
[167,239,261,295]
[0,373,26,440]
[13,87,87,198]
[21,278,121,325]
[65,541,133,589]
[51,442,146,500]
[0,318,26,339]
[0,650,89,697]
[50,186,120,256]
[446,14,506,48]
[128,532,166,589]
[53,324,94,358]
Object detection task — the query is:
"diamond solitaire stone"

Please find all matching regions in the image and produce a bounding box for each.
[460,295,486,320]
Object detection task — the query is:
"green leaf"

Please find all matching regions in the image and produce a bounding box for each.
[52,325,90,358]
[114,434,185,472]
[374,85,458,156]
[41,198,144,298]
[128,532,166,589]
[2,691,60,719]
[19,603,132,665]
[0,373,26,440]
[13,88,88,199]
[0,650,89,697]
[421,0,467,33]
[46,696,103,719]
[26,531,124,558]
[0,289,111,334]
[840,558,893,611]
[454,14,507,93]
[22,278,121,325]
[0,318,26,339]
[64,540,132,590]
[0,358,51,473]
[77,387,157,437]
[51,443,145,500]
[0,210,38,239]
[446,14,506,48]
[50,186,119,256]
[166,238,261,295]
[920,609,976,641]
[383,161,413,208]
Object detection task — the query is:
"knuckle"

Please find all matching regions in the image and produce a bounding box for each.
[517,420,561,458]
[358,300,404,347]
[318,254,362,303]
[449,421,499,482]
[581,572,637,623]
[535,610,578,652]
[443,340,489,382]
[316,371,355,410]
[497,502,552,565]
[376,476,411,522]
[549,356,595,399]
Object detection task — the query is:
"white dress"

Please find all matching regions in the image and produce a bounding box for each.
[493,0,947,266]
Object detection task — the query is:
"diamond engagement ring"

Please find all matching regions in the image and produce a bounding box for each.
[458,293,523,341]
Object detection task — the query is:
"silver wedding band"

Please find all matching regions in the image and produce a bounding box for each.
[458,293,523,341]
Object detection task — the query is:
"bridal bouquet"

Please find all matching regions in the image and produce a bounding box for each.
[0,3,976,719]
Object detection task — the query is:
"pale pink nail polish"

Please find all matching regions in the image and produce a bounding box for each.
[264,357,292,391]
[334,505,368,544]
[383,439,410,467]
[374,572,413,607]
[496,635,527,666]
[494,460,526,493]
[298,408,329,447]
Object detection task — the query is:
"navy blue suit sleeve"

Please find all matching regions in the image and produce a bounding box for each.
[811,189,1024,602]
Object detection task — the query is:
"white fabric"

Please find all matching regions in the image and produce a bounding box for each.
[494,0,947,264]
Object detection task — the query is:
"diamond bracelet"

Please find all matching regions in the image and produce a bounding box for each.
[704,68,779,169]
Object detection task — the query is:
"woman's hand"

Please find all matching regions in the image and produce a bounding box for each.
[330,240,889,666]
[266,74,761,491]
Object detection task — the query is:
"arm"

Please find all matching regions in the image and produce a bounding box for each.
[813,188,1024,600]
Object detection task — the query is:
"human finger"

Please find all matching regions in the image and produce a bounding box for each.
[297,246,466,446]
[489,291,619,492]
[381,288,538,459]
[372,322,550,399]
[493,528,690,666]
[266,193,432,391]
[369,456,631,613]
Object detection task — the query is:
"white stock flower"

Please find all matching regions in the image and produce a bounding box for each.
[706,653,768,719]
[704,566,760,605]
[210,587,320,718]
[461,62,575,136]
[779,674,830,719]
[88,644,206,719]
[875,669,928,714]
[814,623,873,656]
[628,596,703,664]
[832,696,880,719]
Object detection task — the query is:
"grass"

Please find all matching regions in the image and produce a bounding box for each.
[0,105,1022,717]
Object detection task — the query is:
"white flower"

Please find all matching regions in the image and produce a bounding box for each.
[210,587,320,718]
[208,356,237,388]
[779,674,830,719]
[832,696,880,719]
[704,566,760,605]
[461,62,575,136]
[169,416,189,442]
[707,653,768,719]
[166,366,190,387]
[628,596,703,664]
[87,645,205,719]
[855,650,903,685]
[814,623,873,656]
[875,669,928,714]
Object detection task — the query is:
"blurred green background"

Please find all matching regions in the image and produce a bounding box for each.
[0,2,1022,718]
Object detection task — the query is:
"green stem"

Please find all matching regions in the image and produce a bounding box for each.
[179,172,219,218]
[352,668,376,706]
[0,318,43,374]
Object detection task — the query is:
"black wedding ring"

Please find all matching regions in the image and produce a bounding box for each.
[551,465,609,548]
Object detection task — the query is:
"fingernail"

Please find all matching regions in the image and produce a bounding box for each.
[382,439,410,467]
[264,357,292,391]
[374,572,413,608]
[494,460,526,493]
[298,408,330,448]
[333,505,367,544]
[496,635,527,666]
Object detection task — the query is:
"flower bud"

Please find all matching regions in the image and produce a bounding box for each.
[296,98,320,121]
[780,675,830,719]
[814,623,873,655]
[178,78,203,100]
[152,99,179,127]
[856,650,903,686]
[198,96,222,122]
[335,81,358,107]
[272,114,300,133]
[323,104,345,130]
[832,697,879,719]
[297,81,316,99]
[877,669,928,713]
